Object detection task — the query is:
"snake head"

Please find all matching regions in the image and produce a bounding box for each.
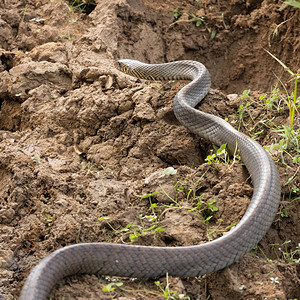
[116,59,132,74]
[116,59,148,78]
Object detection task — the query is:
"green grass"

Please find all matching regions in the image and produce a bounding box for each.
[285,0,300,8]
[265,50,299,129]
[230,86,300,168]
[172,8,182,20]
[67,0,96,14]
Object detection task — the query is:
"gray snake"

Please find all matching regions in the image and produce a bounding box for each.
[20,60,281,299]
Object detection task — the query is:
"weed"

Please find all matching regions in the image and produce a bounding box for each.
[86,160,94,171]
[164,167,179,202]
[280,183,300,218]
[57,33,72,40]
[67,0,96,14]
[285,0,300,8]
[236,101,251,128]
[206,220,236,241]
[271,17,294,40]
[188,196,218,223]
[103,277,191,299]
[172,8,182,20]
[265,50,299,129]
[205,143,230,165]
[184,168,208,201]
[232,86,299,166]
[252,245,274,262]
[241,89,251,100]
[255,240,300,264]
[267,125,300,165]
[102,282,123,292]
[188,13,205,27]
[141,191,159,200]
[155,274,190,299]
[209,28,217,40]
[118,217,165,243]
[259,87,281,111]
[98,210,165,243]
[21,4,28,23]
[277,241,300,264]
[169,11,205,29]
[97,216,111,222]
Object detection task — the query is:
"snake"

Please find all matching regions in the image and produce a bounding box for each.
[20,60,281,299]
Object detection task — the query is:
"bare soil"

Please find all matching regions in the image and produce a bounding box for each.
[0,0,299,299]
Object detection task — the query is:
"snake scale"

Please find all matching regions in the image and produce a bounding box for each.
[20,60,281,299]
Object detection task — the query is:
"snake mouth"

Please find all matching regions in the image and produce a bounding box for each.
[116,60,146,79]
[115,59,133,75]
[115,61,123,70]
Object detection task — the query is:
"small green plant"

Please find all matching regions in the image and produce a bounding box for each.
[119,219,164,242]
[236,85,299,166]
[86,160,94,171]
[252,245,274,262]
[169,11,205,29]
[155,274,190,299]
[184,168,208,202]
[259,87,281,111]
[141,191,159,200]
[280,186,300,218]
[205,144,230,165]
[172,8,182,20]
[236,102,251,128]
[188,195,218,223]
[188,13,205,27]
[265,50,299,130]
[276,241,300,264]
[271,17,293,40]
[67,0,96,14]
[102,209,165,243]
[267,124,300,165]
[255,240,300,264]
[207,220,236,241]
[154,167,183,206]
[285,0,300,8]
[102,282,123,292]
[57,33,71,40]
[97,216,111,222]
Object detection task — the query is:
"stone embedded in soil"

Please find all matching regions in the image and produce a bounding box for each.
[8,61,72,101]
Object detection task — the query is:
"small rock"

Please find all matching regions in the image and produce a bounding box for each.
[227,94,238,101]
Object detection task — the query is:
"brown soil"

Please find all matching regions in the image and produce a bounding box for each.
[0,0,299,299]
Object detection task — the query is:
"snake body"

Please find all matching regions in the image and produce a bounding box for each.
[20,60,281,299]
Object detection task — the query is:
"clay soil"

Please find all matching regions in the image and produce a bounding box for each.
[0,0,299,299]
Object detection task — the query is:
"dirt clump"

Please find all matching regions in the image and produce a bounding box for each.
[0,0,299,299]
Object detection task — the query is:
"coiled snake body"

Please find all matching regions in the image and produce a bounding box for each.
[20,60,281,299]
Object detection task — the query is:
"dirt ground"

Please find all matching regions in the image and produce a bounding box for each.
[0,0,299,299]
